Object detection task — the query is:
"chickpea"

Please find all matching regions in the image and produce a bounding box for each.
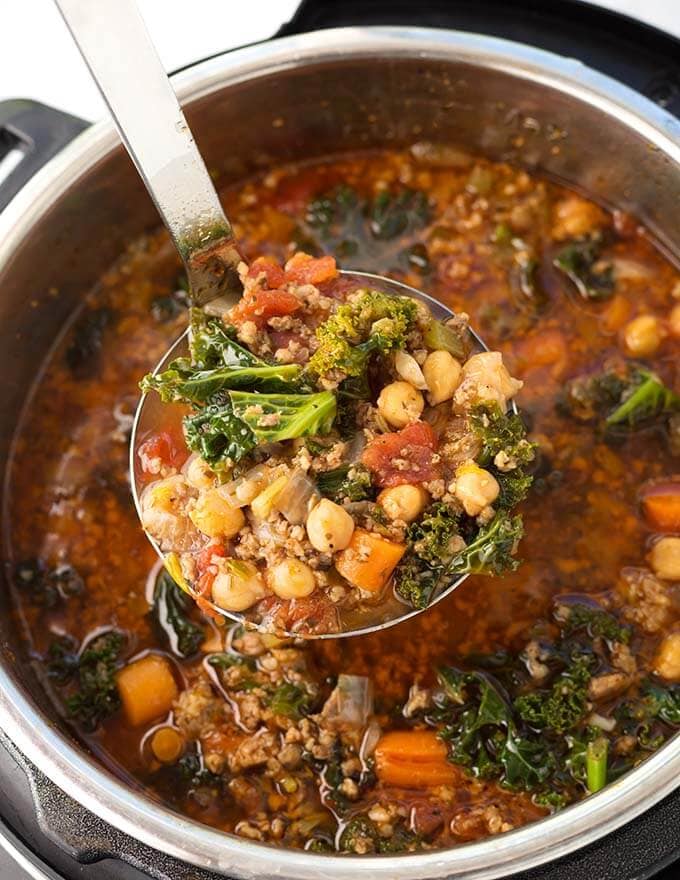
[306,499,355,553]
[212,561,265,611]
[654,632,680,682]
[649,536,680,581]
[453,462,500,516]
[190,489,245,539]
[378,484,430,523]
[422,350,462,405]
[623,314,662,358]
[269,559,316,600]
[184,454,216,491]
[377,381,424,428]
[669,303,680,338]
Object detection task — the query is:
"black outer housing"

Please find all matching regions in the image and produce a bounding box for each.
[0,1,679,878]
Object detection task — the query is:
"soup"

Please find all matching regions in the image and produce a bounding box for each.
[6,148,680,853]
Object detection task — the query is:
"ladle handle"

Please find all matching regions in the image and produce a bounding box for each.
[54,0,242,306]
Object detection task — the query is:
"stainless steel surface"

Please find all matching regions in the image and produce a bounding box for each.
[54,0,242,307]
[130,269,493,639]
[0,25,680,880]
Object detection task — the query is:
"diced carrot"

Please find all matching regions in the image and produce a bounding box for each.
[116,654,178,727]
[374,730,459,788]
[284,252,338,285]
[640,480,680,532]
[150,727,185,764]
[334,529,406,593]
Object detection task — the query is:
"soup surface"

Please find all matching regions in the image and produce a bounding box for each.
[6,148,680,854]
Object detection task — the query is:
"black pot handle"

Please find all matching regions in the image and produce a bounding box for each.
[0,99,89,214]
[278,0,680,119]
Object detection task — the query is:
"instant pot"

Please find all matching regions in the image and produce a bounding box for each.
[1,1,679,877]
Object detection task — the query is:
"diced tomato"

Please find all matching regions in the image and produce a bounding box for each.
[317,274,357,300]
[258,594,340,635]
[230,288,301,329]
[195,543,226,597]
[284,252,338,285]
[138,431,186,473]
[246,256,285,289]
[362,422,439,488]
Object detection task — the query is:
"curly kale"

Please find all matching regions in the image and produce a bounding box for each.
[559,362,680,431]
[408,502,461,566]
[606,368,680,429]
[152,570,204,658]
[63,631,125,731]
[269,682,314,719]
[141,312,301,403]
[435,668,554,789]
[553,235,614,300]
[557,602,631,644]
[394,503,460,608]
[316,463,374,503]
[395,507,523,608]
[184,389,336,467]
[514,654,594,734]
[306,289,418,381]
[303,184,430,268]
[470,403,535,469]
[449,511,524,576]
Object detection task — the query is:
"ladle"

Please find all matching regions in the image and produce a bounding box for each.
[57,0,496,638]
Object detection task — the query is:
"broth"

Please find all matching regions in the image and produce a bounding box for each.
[6,148,680,853]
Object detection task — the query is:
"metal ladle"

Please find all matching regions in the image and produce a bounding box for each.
[57,0,491,638]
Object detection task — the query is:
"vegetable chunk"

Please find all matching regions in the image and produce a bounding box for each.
[335,529,406,592]
[374,730,459,788]
[117,654,179,727]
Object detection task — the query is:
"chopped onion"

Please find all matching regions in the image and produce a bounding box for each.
[609,257,654,283]
[218,464,268,508]
[587,712,617,732]
[359,720,382,761]
[275,469,319,524]
[345,431,366,463]
[395,350,428,390]
[322,674,374,727]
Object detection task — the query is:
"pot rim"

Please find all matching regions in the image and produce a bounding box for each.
[1,26,679,880]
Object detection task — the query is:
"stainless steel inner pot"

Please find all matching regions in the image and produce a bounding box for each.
[1,26,679,880]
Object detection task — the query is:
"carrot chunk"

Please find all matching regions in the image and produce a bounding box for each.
[284,252,338,285]
[374,730,459,788]
[640,480,680,532]
[116,654,178,727]
[334,529,406,593]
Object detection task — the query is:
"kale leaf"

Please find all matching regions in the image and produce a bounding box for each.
[316,463,374,502]
[269,682,313,719]
[393,554,442,610]
[306,289,418,381]
[304,184,430,270]
[449,510,524,576]
[408,502,461,566]
[514,654,594,733]
[470,403,535,469]
[64,630,125,731]
[553,236,614,300]
[557,602,631,644]
[152,570,204,658]
[560,363,679,432]
[184,389,336,467]
[606,368,680,429]
[184,399,257,466]
[141,312,302,403]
